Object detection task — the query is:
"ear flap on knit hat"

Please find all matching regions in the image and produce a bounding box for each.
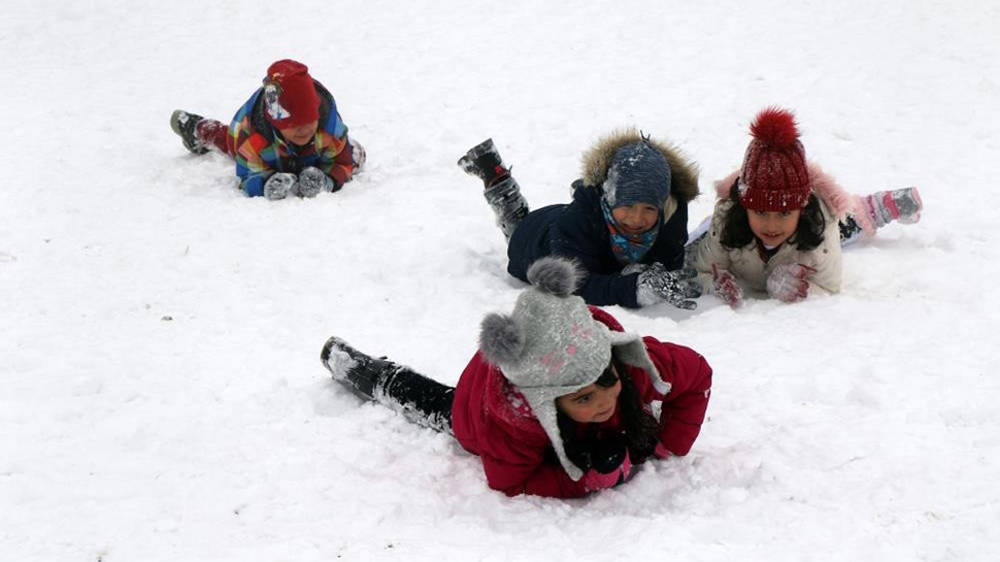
[262,59,320,129]
[739,107,811,212]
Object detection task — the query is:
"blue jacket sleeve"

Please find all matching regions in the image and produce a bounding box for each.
[239,174,267,198]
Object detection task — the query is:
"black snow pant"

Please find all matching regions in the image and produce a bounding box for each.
[321,337,455,433]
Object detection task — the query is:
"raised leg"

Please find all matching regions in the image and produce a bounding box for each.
[170,110,234,156]
[840,187,923,246]
[458,138,530,239]
[170,110,210,154]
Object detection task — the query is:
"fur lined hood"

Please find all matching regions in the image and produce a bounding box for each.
[580,128,700,205]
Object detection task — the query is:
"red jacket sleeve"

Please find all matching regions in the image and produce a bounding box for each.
[478,423,589,498]
[323,142,354,188]
[642,337,713,456]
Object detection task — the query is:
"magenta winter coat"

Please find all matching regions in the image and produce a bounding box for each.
[450,306,713,498]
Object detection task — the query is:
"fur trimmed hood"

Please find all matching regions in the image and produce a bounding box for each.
[580,128,700,205]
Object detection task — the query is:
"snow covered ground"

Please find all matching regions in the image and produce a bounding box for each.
[3,1,1000,560]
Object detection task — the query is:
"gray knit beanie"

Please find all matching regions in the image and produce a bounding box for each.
[602,141,672,210]
[478,257,664,481]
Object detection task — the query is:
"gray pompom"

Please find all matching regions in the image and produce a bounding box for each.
[479,313,524,365]
[526,257,580,296]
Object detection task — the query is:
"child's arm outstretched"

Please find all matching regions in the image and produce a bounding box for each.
[548,224,645,307]
[642,338,713,456]
[550,220,698,309]
[313,130,355,190]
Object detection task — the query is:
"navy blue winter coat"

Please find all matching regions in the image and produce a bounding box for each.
[506,131,700,308]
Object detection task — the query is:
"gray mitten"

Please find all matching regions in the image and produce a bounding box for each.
[264,172,298,200]
[297,166,333,197]
[636,263,702,309]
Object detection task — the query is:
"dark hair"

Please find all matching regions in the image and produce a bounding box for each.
[719,181,826,252]
[557,357,660,469]
[612,357,660,459]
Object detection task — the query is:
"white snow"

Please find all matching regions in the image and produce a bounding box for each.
[3,1,1000,560]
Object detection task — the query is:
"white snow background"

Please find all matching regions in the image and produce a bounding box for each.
[3,1,999,560]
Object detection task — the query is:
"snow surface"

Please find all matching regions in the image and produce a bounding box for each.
[3,1,1000,560]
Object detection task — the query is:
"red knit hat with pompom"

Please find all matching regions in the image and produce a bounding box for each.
[261,59,320,128]
[739,107,811,212]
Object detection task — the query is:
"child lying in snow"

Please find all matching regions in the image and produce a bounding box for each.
[321,257,713,498]
[170,59,365,200]
[686,107,922,306]
[457,130,702,310]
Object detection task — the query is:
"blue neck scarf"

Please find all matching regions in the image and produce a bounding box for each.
[600,199,661,265]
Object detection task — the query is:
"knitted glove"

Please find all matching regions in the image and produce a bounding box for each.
[766,263,816,303]
[297,166,334,197]
[712,264,744,308]
[636,263,702,310]
[263,172,298,200]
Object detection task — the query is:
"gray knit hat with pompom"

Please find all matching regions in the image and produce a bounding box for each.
[478,256,663,481]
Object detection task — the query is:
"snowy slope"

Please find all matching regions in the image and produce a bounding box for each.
[3,1,999,560]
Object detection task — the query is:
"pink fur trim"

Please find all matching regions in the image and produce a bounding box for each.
[808,163,877,236]
[807,162,851,219]
[714,170,740,198]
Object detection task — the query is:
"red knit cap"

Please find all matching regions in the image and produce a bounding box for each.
[261,59,320,128]
[739,107,811,212]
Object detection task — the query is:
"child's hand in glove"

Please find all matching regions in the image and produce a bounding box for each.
[766,263,816,303]
[263,172,298,200]
[582,433,632,491]
[636,263,702,309]
[297,166,333,197]
[712,264,744,308]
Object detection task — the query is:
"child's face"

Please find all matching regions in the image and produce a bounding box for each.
[279,120,319,146]
[611,203,660,235]
[556,366,622,424]
[746,208,801,248]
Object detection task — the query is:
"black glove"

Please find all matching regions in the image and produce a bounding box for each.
[636,263,702,309]
[590,432,628,474]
